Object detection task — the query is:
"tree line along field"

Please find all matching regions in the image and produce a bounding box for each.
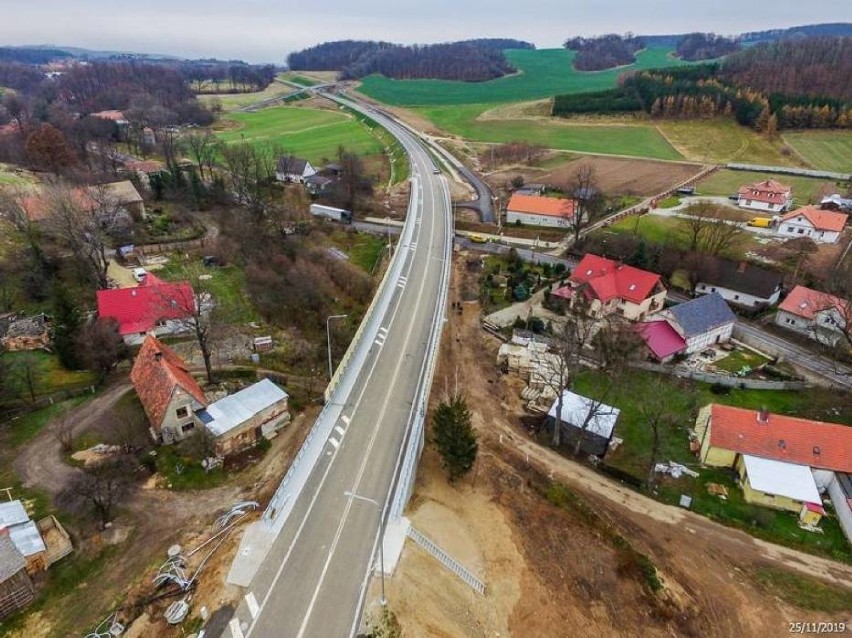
[215,105,383,163]
[357,47,690,107]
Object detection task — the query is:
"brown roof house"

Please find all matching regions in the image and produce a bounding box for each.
[0,527,34,620]
[130,335,208,444]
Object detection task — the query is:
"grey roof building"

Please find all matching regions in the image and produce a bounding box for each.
[667,293,737,338]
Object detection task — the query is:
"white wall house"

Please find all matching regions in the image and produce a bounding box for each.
[695,282,781,308]
[658,292,736,354]
[774,285,849,347]
[736,179,792,213]
[506,193,576,229]
[693,257,782,309]
[777,206,848,244]
[826,473,852,546]
[275,156,317,183]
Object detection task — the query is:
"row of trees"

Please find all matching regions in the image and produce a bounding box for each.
[563,34,644,71]
[178,62,277,93]
[675,33,740,61]
[287,39,527,82]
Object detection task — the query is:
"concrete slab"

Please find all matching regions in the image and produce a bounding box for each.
[226,522,278,587]
[378,516,410,575]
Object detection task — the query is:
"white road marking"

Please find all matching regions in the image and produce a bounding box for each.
[230,618,245,638]
[340,415,351,425]
[379,326,390,334]
[334,425,345,437]
[245,592,260,619]
[328,437,339,449]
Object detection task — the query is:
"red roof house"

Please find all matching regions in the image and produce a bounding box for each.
[637,321,687,361]
[736,179,793,212]
[130,335,207,443]
[506,194,576,228]
[697,404,852,473]
[96,275,196,345]
[553,254,666,320]
[775,285,849,346]
[778,206,848,244]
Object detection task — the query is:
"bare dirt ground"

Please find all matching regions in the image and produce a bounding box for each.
[486,155,704,197]
[381,253,852,637]
[6,378,318,637]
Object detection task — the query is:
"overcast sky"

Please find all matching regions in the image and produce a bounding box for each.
[1,1,850,63]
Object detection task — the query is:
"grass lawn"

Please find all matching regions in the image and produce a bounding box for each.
[417,103,683,161]
[154,446,227,490]
[197,82,296,112]
[573,369,852,562]
[2,351,98,400]
[347,233,386,273]
[3,397,89,448]
[697,169,839,205]
[358,47,690,107]
[657,196,680,209]
[655,119,801,166]
[0,162,36,186]
[156,260,259,324]
[753,566,852,612]
[713,349,771,374]
[216,106,383,164]
[286,74,319,87]
[782,130,852,174]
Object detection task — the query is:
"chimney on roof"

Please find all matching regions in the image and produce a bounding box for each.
[756,407,769,424]
[737,261,747,273]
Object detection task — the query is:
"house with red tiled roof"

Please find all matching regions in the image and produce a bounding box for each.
[775,285,849,347]
[130,335,208,444]
[694,404,852,527]
[96,274,196,346]
[736,179,792,213]
[777,206,848,244]
[552,253,666,320]
[506,194,576,228]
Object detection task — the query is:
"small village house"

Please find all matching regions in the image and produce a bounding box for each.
[0,528,34,620]
[736,179,792,213]
[693,256,782,308]
[640,293,736,361]
[776,206,848,244]
[275,156,317,183]
[819,194,852,213]
[197,379,290,457]
[552,254,667,321]
[694,404,852,526]
[130,335,209,444]
[545,390,620,457]
[96,274,197,346]
[0,501,72,576]
[505,193,576,228]
[89,110,129,126]
[19,180,145,222]
[826,473,852,546]
[774,285,849,347]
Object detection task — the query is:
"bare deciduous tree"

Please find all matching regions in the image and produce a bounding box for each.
[678,202,744,256]
[53,410,76,454]
[182,131,218,181]
[66,456,135,529]
[639,396,679,490]
[563,164,605,244]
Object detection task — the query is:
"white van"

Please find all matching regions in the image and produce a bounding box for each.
[132,267,147,282]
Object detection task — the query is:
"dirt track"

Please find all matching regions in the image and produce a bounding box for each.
[383,254,852,637]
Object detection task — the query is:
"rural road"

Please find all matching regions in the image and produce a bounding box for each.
[227,96,451,637]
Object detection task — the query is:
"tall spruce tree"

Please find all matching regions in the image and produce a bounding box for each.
[432,392,478,482]
[51,283,82,370]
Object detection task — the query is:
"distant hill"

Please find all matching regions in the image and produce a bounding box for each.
[0,46,73,64]
[288,39,534,82]
[640,22,852,48]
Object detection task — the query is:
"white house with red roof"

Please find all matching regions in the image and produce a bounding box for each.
[777,206,848,244]
[96,274,197,345]
[552,254,666,320]
[694,404,852,528]
[506,194,576,228]
[775,285,849,347]
[736,179,792,213]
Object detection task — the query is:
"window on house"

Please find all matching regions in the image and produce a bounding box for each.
[176,406,189,419]
[797,228,804,234]
[787,227,793,232]
[746,200,752,206]
[734,294,740,300]
[711,287,716,292]
[181,422,195,433]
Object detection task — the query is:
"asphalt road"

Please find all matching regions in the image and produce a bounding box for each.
[233,100,450,637]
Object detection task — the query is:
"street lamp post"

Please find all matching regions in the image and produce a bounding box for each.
[326,314,348,381]
[344,491,386,606]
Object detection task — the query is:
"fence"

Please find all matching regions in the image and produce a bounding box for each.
[631,361,807,390]
[726,163,851,182]
[138,236,207,258]
[0,385,98,424]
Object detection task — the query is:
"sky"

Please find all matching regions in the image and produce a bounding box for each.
[1,1,850,63]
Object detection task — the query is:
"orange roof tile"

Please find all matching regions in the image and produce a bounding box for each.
[737,179,791,205]
[707,404,852,472]
[130,335,207,431]
[780,206,848,232]
[507,194,576,219]
[778,285,847,320]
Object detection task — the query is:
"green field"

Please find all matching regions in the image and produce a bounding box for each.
[782,130,852,174]
[358,47,689,107]
[198,82,296,112]
[216,106,383,163]
[697,169,839,205]
[417,103,683,160]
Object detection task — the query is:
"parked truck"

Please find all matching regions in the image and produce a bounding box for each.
[747,217,773,228]
[309,204,352,223]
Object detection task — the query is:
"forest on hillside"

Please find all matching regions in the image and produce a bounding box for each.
[287,39,533,82]
[675,33,740,61]
[553,37,851,131]
[563,34,644,71]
